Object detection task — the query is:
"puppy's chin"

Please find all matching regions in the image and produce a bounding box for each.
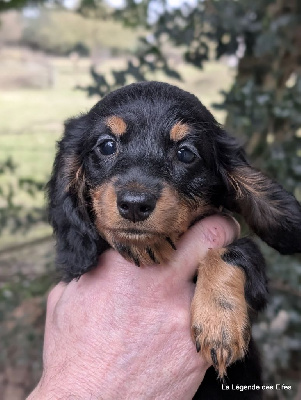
[102,229,180,266]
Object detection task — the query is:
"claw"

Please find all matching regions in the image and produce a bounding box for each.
[196,339,201,353]
[166,236,177,250]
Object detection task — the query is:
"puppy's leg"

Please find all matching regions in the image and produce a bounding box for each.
[191,238,268,378]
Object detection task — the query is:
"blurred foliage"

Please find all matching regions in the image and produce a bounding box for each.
[85,35,182,96]
[0,0,40,12]
[20,7,138,56]
[0,158,47,237]
[0,269,54,398]
[21,9,89,56]
[0,0,64,13]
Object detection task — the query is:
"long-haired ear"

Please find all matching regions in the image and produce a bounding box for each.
[216,130,301,255]
[47,115,108,282]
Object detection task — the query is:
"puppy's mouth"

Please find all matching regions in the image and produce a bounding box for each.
[108,230,178,266]
[97,224,180,266]
[104,227,178,250]
[91,181,207,265]
[108,228,163,241]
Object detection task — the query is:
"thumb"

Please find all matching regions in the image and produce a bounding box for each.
[172,214,240,280]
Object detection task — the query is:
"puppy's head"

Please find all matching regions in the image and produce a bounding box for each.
[89,116,217,266]
[48,82,301,280]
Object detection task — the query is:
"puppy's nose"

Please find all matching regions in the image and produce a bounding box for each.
[117,192,156,222]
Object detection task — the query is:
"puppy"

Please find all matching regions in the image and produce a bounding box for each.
[47,81,301,399]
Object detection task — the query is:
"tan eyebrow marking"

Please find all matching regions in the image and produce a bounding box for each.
[105,115,127,136]
[170,121,190,141]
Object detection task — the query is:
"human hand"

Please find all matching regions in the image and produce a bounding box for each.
[28,215,239,400]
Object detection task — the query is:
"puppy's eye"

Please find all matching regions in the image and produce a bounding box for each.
[177,147,196,164]
[98,139,117,155]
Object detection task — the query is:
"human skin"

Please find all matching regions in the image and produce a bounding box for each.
[27,215,239,400]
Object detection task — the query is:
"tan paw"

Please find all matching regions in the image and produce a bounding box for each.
[191,249,251,378]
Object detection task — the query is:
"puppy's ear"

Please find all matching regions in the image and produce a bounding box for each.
[47,115,107,281]
[216,130,301,255]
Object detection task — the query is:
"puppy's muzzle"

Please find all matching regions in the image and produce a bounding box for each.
[117,191,157,223]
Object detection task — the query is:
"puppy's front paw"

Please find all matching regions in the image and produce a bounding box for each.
[191,249,250,378]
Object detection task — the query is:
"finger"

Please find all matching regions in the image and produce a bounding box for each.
[172,214,240,280]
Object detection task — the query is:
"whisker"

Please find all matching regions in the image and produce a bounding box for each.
[113,242,140,266]
[166,237,177,250]
[146,247,159,263]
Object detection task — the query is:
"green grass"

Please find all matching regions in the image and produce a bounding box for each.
[0,58,96,179]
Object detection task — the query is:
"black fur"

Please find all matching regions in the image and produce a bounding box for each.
[222,238,268,314]
[47,81,301,399]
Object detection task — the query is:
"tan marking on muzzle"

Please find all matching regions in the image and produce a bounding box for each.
[91,180,213,265]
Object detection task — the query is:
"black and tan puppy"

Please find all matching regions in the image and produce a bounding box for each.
[47,81,301,399]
